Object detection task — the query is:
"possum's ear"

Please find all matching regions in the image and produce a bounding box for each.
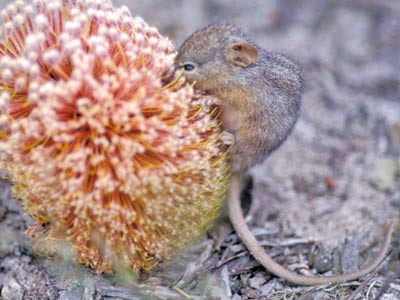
[223,42,259,67]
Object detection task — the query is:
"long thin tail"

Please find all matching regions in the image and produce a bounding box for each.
[228,172,397,286]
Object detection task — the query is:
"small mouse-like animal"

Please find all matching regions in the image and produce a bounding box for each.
[175,23,396,286]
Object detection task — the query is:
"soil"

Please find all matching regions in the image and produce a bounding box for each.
[1,0,400,299]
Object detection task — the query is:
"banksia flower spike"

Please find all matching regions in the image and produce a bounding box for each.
[0,0,229,273]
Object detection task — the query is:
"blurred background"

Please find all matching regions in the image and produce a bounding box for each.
[0,0,399,299]
[119,0,400,73]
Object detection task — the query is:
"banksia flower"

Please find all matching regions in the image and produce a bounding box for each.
[0,0,228,273]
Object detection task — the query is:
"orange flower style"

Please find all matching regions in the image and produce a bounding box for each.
[0,0,229,273]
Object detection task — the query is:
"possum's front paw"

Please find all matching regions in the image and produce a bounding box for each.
[221,131,235,146]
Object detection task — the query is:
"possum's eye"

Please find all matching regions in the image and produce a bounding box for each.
[183,64,195,71]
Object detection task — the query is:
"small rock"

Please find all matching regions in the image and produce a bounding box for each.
[370,158,398,190]
[1,273,24,300]
[310,244,333,273]
[248,273,268,290]
[341,236,361,273]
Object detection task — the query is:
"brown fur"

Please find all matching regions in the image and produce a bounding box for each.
[176,23,303,171]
